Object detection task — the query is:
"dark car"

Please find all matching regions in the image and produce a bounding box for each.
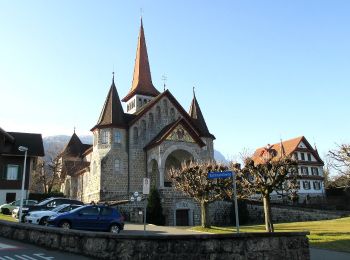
[47,205,124,233]
[19,197,84,221]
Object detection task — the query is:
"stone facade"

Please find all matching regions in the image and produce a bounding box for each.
[0,220,310,260]
[58,20,217,226]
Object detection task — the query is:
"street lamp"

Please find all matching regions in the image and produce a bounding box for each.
[18,146,28,223]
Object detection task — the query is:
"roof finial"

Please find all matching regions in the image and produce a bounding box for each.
[162,74,167,91]
[193,86,196,97]
[112,71,115,82]
[74,126,76,134]
[140,8,143,21]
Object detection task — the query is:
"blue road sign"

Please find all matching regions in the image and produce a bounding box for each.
[208,171,233,179]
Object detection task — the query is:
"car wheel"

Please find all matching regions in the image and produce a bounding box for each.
[1,208,10,215]
[59,221,71,230]
[39,216,48,226]
[110,224,120,234]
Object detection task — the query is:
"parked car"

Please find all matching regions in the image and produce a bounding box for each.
[24,204,83,225]
[47,204,124,233]
[17,197,84,221]
[0,200,37,215]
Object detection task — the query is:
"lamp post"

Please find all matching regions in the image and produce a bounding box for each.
[130,191,146,235]
[18,146,28,223]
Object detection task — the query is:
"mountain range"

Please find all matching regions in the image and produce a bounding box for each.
[43,135,227,163]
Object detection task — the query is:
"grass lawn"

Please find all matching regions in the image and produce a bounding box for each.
[191,217,350,253]
[0,213,17,222]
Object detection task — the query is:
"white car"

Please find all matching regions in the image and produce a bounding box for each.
[24,204,82,225]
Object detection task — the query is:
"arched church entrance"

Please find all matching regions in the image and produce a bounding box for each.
[164,149,194,187]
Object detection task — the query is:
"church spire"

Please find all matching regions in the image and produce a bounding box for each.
[122,18,159,102]
[189,88,211,136]
[91,74,126,131]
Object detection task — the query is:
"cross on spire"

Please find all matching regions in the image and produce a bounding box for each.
[162,74,167,91]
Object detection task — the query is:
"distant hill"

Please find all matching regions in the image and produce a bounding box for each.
[43,135,227,163]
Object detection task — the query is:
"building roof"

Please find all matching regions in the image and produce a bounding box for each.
[61,132,92,158]
[252,136,324,165]
[144,118,206,150]
[128,89,215,139]
[91,77,127,131]
[0,130,44,157]
[122,19,160,102]
[189,90,211,137]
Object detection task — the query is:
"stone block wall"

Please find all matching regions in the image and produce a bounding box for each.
[0,220,310,260]
[247,203,348,223]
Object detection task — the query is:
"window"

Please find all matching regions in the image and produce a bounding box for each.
[101,207,113,216]
[311,167,319,176]
[300,153,305,161]
[303,181,311,190]
[144,99,147,105]
[133,127,138,144]
[307,153,312,161]
[149,113,154,130]
[114,130,121,144]
[294,153,298,160]
[313,181,321,190]
[101,129,109,144]
[141,120,146,139]
[114,159,120,172]
[7,165,19,180]
[156,106,161,121]
[170,108,175,121]
[163,99,168,116]
[301,166,309,175]
[78,206,100,216]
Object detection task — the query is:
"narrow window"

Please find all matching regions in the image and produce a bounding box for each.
[301,166,309,175]
[114,130,121,144]
[307,153,311,161]
[294,153,298,160]
[311,167,319,176]
[114,159,120,172]
[301,153,305,161]
[149,113,154,130]
[163,99,168,116]
[170,108,175,121]
[156,106,161,121]
[133,127,138,144]
[101,129,109,144]
[141,120,146,139]
[303,181,310,190]
[7,165,19,180]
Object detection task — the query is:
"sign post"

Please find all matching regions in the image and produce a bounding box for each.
[208,171,239,233]
[143,178,150,235]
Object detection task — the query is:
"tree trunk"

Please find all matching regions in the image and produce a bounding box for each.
[201,200,210,228]
[263,195,274,232]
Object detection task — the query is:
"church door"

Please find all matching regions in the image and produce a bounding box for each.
[176,209,189,226]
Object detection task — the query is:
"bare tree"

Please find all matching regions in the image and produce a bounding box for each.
[231,155,298,232]
[170,161,232,228]
[329,144,350,180]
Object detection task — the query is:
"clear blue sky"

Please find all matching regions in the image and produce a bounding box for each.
[1,1,349,160]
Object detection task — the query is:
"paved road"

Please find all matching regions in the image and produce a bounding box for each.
[310,248,350,260]
[0,237,92,260]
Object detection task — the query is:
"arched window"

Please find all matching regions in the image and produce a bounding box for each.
[156,106,161,121]
[141,120,146,139]
[114,159,120,172]
[114,130,121,144]
[133,127,138,144]
[149,113,154,130]
[163,99,168,116]
[170,108,175,121]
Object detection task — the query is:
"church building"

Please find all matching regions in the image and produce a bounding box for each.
[58,19,215,226]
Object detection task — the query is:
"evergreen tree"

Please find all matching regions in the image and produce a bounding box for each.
[146,187,165,225]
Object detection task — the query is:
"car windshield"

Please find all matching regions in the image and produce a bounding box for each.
[37,198,54,206]
[51,204,70,212]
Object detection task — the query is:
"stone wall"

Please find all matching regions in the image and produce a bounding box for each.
[0,220,310,260]
[247,203,349,223]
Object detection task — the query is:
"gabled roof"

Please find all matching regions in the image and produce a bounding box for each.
[0,127,15,143]
[0,131,44,157]
[189,91,211,137]
[127,89,215,139]
[61,132,92,158]
[144,118,205,150]
[122,18,160,102]
[91,78,127,131]
[252,136,324,165]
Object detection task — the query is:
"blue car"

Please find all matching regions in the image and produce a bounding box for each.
[47,205,124,233]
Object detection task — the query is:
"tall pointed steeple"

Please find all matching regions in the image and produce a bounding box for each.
[91,75,126,130]
[189,88,211,136]
[122,18,159,102]
[63,131,83,157]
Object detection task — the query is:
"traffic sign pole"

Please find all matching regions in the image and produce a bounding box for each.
[233,173,240,233]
